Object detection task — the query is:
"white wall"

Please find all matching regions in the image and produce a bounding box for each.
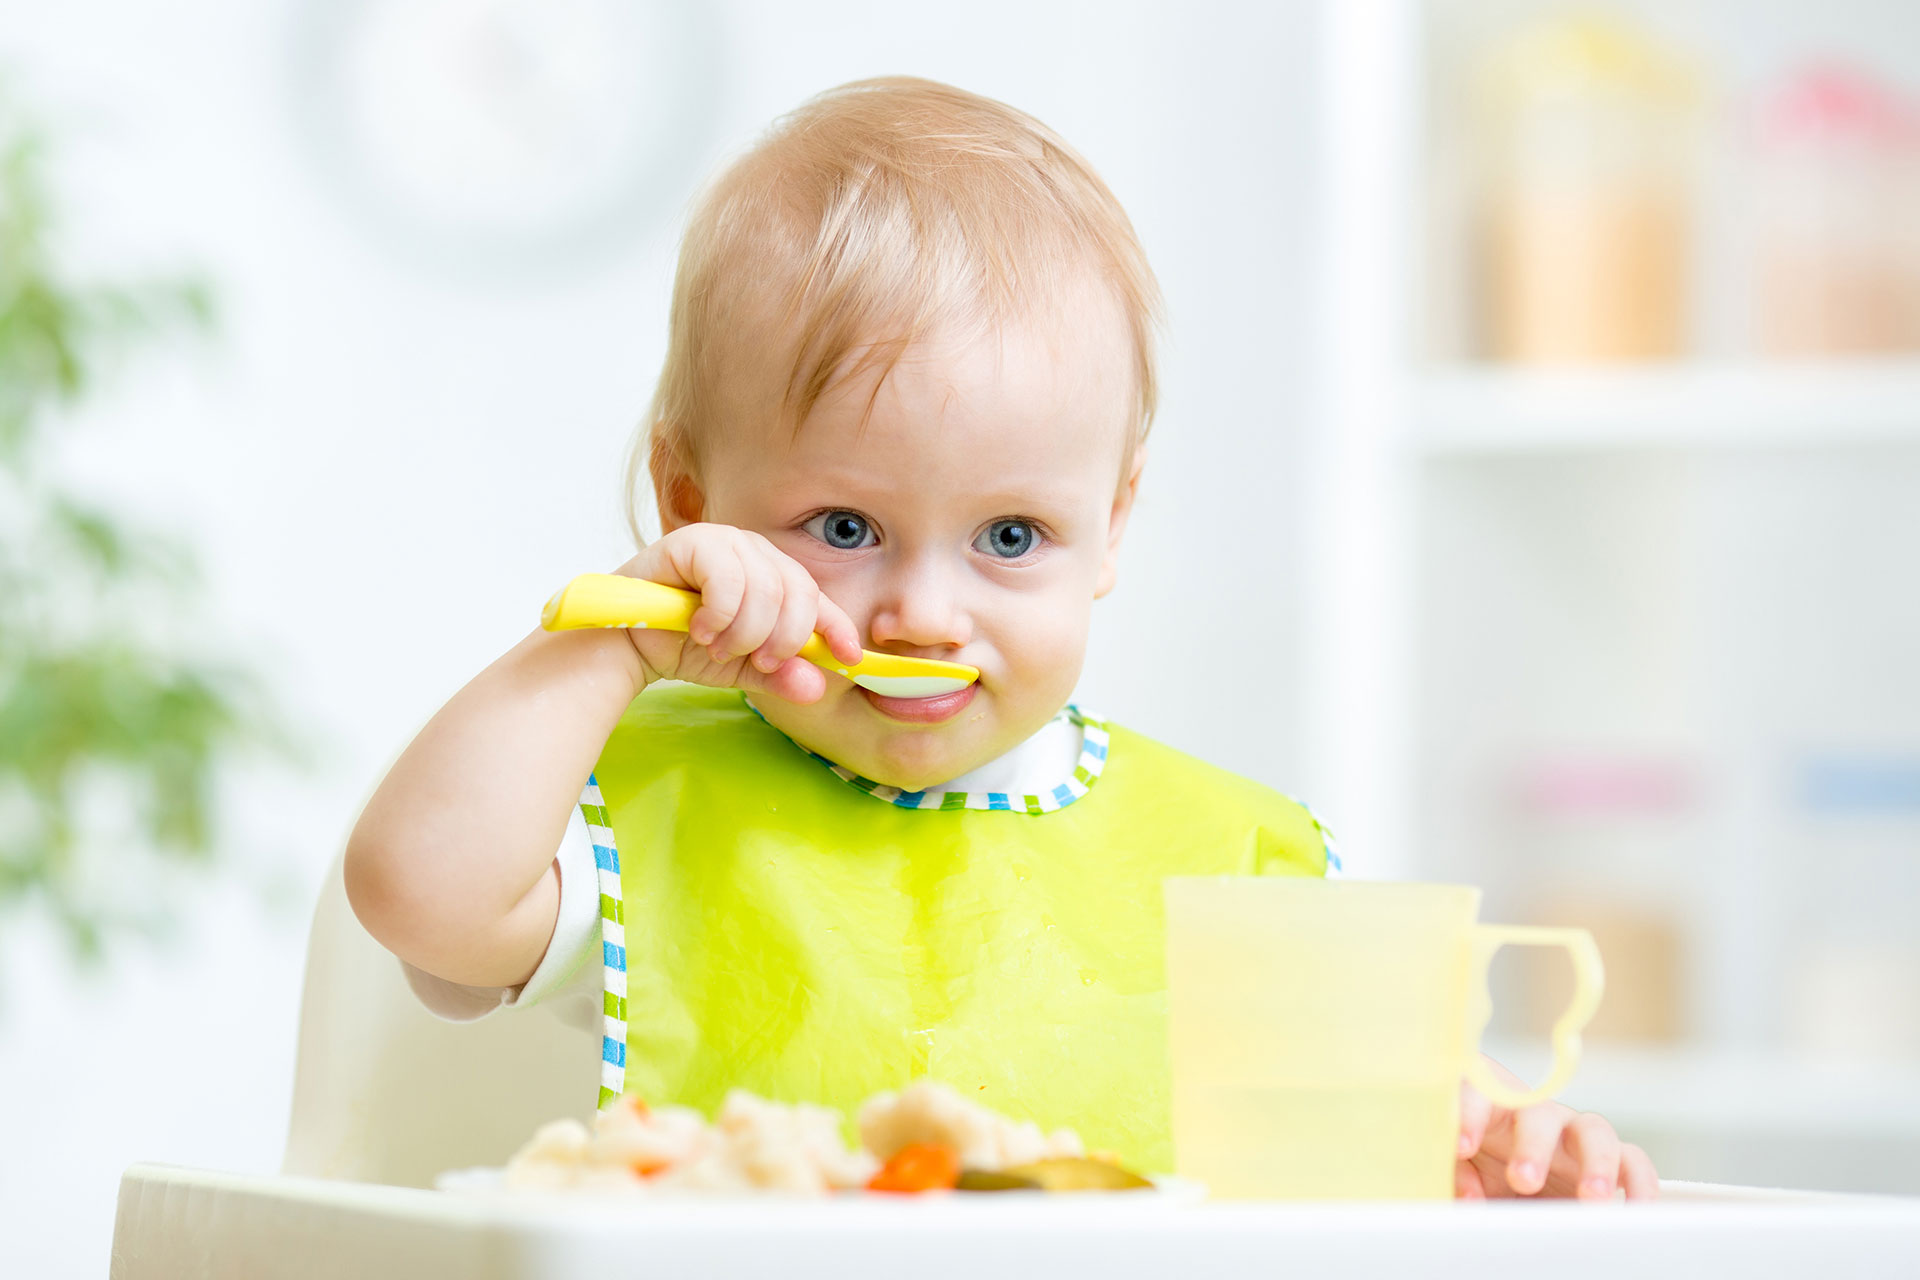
[0,3,1324,1272]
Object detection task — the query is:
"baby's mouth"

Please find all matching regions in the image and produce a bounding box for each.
[860,682,978,724]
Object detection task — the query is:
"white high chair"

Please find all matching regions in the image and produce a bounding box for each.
[278,854,597,1187]
[115,863,1920,1278]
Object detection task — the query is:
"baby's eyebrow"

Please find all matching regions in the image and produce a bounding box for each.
[779,469,1085,514]
[964,482,1089,512]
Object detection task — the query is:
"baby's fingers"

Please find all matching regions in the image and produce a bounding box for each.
[674,541,747,648]
[705,549,784,662]
[1457,1080,1493,1161]
[1504,1102,1567,1196]
[1454,1158,1490,1201]
[751,557,830,675]
[1619,1143,1659,1201]
[812,591,864,668]
[1562,1112,1622,1201]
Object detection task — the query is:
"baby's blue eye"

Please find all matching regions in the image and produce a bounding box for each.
[806,510,875,550]
[975,520,1036,559]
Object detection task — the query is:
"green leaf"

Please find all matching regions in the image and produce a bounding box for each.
[0,81,301,977]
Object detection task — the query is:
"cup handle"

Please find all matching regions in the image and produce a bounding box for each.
[1463,925,1604,1110]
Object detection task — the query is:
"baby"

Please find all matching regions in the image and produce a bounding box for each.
[346,77,1653,1200]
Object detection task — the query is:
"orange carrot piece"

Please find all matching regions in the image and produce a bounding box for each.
[867,1142,961,1193]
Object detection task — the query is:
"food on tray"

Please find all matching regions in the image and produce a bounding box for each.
[866,1141,962,1193]
[485,1080,1151,1195]
[504,1091,876,1194]
[993,1158,1155,1192]
[858,1079,1083,1170]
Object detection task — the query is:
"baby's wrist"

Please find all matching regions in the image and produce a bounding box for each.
[526,619,651,701]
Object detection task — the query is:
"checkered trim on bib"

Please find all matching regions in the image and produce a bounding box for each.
[1287,795,1343,875]
[576,777,627,1110]
[766,702,1109,813]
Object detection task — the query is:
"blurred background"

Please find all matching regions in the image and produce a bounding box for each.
[1,0,1917,1272]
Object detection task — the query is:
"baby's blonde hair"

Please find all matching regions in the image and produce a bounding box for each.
[628,76,1162,543]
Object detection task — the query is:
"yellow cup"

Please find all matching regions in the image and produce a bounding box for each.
[1164,878,1603,1200]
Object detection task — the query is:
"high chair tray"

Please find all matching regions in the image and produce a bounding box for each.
[112,1163,1920,1280]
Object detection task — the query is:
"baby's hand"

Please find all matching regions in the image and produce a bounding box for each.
[614,523,864,704]
[1456,1057,1658,1201]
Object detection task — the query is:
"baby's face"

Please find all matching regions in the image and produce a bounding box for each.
[683,284,1140,788]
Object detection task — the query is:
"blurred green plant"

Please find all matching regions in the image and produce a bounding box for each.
[1,88,296,964]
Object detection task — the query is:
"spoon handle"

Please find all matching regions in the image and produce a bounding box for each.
[540,573,979,695]
[541,573,702,634]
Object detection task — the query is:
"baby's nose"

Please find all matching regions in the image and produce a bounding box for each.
[866,571,972,654]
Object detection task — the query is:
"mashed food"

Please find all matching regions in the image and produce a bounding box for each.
[858,1081,1083,1169]
[497,1080,1093,1195]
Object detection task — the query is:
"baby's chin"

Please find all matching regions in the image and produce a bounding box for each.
[839,725,998,792]
[809,705,1014,792]
[751,696,966,789]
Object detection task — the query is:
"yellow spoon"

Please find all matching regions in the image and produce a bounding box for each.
[540,573,979,698]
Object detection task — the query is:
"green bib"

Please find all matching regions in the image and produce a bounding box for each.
[579,683,1328,1172]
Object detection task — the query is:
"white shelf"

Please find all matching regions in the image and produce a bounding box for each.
[1415,362,1920,456]
[1488,1041,1920,1140]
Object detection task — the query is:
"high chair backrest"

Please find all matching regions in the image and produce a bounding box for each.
[281,855,597,1187]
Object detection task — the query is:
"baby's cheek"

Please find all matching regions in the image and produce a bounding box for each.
[992,599,1091,696]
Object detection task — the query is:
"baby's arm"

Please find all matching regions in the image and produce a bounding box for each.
[344,524,863,990]
[344,623,641,989]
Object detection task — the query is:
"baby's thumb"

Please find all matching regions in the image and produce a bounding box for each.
[736,654,830,706]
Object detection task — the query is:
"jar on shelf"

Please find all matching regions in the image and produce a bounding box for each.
[1749,65,1920,358]
[1474,14,1701,364]
[1494,751,1703,1045]
[1783,753,1920,1063]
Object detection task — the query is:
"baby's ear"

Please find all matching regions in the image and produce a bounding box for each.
[1095,443,1147,599]
[649,430,706,531]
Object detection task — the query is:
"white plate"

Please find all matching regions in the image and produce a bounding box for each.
[434,1165,1205,1205]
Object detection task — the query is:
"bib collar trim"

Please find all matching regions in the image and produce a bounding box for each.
[742,696,1109,814]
